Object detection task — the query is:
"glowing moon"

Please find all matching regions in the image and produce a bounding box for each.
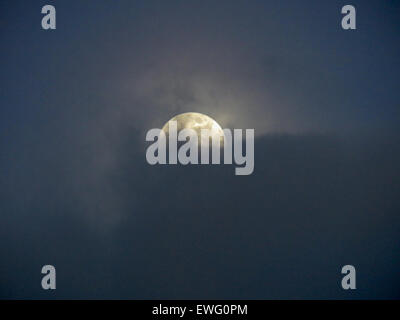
[162,112,224,145]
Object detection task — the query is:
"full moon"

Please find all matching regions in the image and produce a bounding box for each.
[162,112,224,145]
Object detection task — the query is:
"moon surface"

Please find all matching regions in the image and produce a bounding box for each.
[162,112,224,146]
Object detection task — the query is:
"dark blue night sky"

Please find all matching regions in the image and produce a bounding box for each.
[1,0,399,299]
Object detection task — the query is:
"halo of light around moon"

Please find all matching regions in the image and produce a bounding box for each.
[162,112,224,146]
